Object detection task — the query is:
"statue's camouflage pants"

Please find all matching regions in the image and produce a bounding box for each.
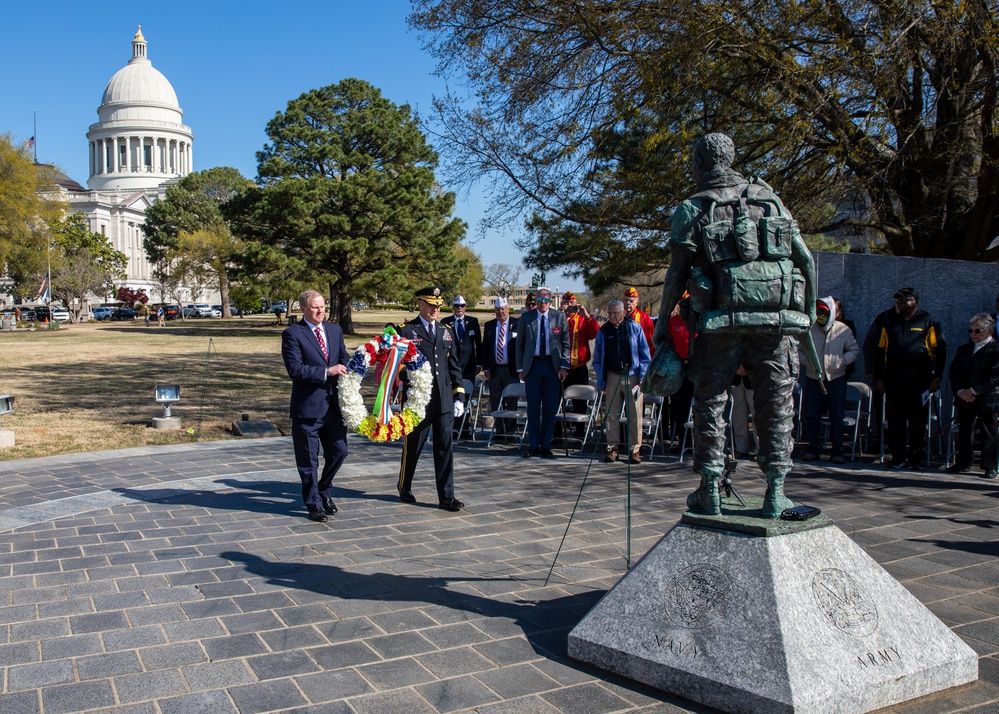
[688,333,799,478]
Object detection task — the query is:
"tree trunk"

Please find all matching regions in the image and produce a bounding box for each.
[331,281,354,333]
[219,272,230,319]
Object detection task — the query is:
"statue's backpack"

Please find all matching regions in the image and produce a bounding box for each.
[686,179,810,335]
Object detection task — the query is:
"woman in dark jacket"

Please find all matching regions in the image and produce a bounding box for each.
[947,313,999,479]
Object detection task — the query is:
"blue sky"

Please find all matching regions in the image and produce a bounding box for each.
[0,1,584,292]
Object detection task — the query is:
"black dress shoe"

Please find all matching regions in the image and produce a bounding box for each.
[398,489,416,503]
[945,463,969,474]
[308,510,328,522]
[321,496,338,515]
[438,498,464,511]
[540,449,556,459]
[523,448,539,458]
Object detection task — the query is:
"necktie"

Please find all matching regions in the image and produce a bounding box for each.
[540,314,548,356]
[429,321,435,342]
[315,326,328,360]
[496,321,506,364]
[456,318,464,341]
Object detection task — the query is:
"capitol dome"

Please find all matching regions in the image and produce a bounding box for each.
[101,41,180,112]
[86,26,193,192]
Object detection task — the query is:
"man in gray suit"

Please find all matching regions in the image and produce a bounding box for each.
[516,287,571,458]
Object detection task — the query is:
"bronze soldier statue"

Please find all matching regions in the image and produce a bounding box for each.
[652,133,818,518]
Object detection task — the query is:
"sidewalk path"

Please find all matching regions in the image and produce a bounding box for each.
[0,438,995,713]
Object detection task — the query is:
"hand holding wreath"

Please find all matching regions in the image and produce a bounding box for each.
[338,328,432,442]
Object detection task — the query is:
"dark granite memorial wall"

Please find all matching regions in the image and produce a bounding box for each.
[814,251,999,411]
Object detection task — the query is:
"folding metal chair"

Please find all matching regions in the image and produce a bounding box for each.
[679,398,696,463]
[452,379,475,441]
[486,382,528,447]
[556,384,599,452]
[617,392,665,461]
[844,381,873,460]
[471,377,490,434]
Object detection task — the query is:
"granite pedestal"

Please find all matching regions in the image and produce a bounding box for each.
[568,498,979,713]
[0,429,13,447]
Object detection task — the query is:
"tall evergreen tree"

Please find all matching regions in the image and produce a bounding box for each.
[252,78,466,332]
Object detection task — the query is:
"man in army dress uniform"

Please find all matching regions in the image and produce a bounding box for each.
[397,286,467,511]
[653,133,818,518]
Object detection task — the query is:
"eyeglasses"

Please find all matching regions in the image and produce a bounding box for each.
[537,297,551,303]
[969,328,987,334]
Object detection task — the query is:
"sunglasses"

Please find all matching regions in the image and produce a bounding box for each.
[537,297,551,303]
[969,328,987,334]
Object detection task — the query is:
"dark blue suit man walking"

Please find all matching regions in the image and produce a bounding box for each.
[281,290,350,522]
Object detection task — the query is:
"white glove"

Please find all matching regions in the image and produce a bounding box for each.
[453,400,465,418]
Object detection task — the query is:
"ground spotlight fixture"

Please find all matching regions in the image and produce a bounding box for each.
[154,385,180,418]
[0,395,14,447]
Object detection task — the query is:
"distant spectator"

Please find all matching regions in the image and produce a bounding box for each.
[947,313,999,479]
[593,300,651,464]
[157,306,165,327]
[666,297,694,445]
[559,291,599,434]
[138,303,150,327]
[871,287,946,470]
[801,298,859,464]
[623,286,656,357]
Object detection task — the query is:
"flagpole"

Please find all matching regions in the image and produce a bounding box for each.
[32,110,37,163]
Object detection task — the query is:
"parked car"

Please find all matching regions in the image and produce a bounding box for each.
[183,303,216,318]
[92,306,113,321]
[112,307,137,321]
[51,307,70,323]
[158,304,181,320]
[33,306,50,322]
[212,304,238,317]
[270,301,288,314]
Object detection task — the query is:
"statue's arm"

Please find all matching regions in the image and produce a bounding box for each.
[653,202,699,348]
[789,224,817,324]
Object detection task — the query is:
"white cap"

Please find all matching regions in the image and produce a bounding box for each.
[494,297,509,308]
[453,294,466,306]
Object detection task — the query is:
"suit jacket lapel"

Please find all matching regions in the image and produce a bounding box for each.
[302,321,328,364]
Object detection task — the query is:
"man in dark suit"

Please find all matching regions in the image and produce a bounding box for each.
[441,294,481,382]
[947,313,999,479]
[481,297,519,436]
[398,286,467,509]
[281,290,350,522]
[515,287,570,458]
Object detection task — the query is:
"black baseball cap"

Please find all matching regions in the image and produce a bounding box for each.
[894,287,918,301]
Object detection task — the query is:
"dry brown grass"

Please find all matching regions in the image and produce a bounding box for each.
[0,310,423,461]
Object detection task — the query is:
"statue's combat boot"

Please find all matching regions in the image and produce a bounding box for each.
[762,470,794,518]
[686,468,721,516]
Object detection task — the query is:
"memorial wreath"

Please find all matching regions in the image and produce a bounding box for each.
[338,327,431,442]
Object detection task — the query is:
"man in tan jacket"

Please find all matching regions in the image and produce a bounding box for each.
[801,297,860,463]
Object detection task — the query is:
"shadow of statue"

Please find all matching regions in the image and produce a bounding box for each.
[218,549,603,662]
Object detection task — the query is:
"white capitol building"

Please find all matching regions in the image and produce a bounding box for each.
[51,27,196,301]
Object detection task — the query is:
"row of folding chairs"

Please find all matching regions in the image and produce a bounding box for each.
[469,378,668,460]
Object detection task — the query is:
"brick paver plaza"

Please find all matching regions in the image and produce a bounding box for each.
[0,436,995,713]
